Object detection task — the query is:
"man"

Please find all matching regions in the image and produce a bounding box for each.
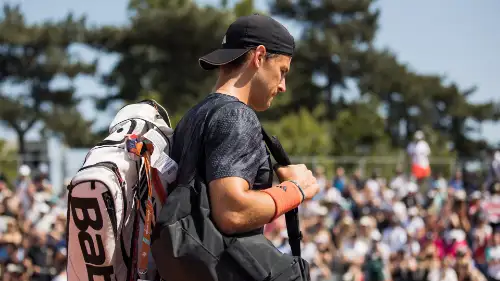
[15,164,33,211]
[153,14,319,281]
[407,130,431,183]
[173,14,318,239]
[332,167,346,195]
[312,165,327,201]
[486,150,500,191]
[389,166,406,192]
[351,168,365,190]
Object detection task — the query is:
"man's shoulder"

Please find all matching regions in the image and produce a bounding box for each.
[182,93,257,123]
[207,96,260,131]
[211,98,258,122]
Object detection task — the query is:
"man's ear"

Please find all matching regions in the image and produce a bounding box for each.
[253,45,267,68]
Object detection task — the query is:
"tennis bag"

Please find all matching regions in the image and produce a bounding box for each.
[150,102,311,281]
[66,100,176,281]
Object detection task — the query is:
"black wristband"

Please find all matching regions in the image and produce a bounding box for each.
[287,180,305,202]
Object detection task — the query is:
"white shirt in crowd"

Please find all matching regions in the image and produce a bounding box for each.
[407,140,431,168]
[341,238,370,260]
[406,216,425,236]
[302,241,318,264]
[488,246,500,279]
[52,273,68,281]
[382,225,408,253]
[487,151,500,186]
[389,174,406,193]
[428,268,458,281]
[392,202,408,223]
[365,179,380,197]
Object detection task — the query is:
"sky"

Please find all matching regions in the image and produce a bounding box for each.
[2,0,500,145]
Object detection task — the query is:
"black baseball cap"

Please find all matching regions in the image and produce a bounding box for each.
[199,14,295,70]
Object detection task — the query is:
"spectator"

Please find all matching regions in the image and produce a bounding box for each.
[389,165,407,191]
[0,165,67,281]
[351,168,365,191]
[407,130,432,183]
[450,170,465,191]
[333,167,347,195]
[313,165,329,201]
[4,155,500,281]
[486,151,500,191]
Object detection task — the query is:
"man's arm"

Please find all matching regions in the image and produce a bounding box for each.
[209,165,316,235]
[204,104,317,235]
[209,177,276,234]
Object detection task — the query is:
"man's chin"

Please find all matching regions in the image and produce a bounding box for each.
[254,105,271,112]
[251,99,273,112]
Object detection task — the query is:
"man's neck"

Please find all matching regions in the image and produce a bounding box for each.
[213,72,251,105]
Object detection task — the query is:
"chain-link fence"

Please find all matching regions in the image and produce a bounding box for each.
[288,155,457,179]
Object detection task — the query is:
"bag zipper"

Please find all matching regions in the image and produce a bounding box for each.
[78,161,125,185]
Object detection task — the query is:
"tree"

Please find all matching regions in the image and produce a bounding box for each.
[331,97,389,156]
[269,0,380,119]
[40,105,106,147]
[262,106,332,156]
[358,48,500,162]
[86,0,233,117]
[0,4,97,154]
[435,83,500,161]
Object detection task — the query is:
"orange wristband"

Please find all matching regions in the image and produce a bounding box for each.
[262,181,303,222]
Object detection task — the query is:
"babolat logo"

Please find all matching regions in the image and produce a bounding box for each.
[70,191,114,281]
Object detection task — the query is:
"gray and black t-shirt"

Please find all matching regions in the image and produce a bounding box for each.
[170,93,273,192]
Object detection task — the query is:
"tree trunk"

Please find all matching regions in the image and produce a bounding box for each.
[16,130,26,163]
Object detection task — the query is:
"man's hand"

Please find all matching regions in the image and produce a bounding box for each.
[275,164,320,200]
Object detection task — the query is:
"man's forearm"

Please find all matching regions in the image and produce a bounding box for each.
[223,189,278,234]
[210,180,303,234]
[210,177,304,234]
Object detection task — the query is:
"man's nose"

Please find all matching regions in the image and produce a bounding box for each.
[278,78,286,93]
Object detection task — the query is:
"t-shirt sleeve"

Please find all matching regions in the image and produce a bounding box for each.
[204,104,267,186]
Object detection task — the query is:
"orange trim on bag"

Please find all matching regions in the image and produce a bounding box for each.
[138,153,154,276]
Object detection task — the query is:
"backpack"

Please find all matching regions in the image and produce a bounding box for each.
[150,101,310,281]
[66,99,176,281]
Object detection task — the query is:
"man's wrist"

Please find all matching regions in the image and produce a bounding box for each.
[261,181,303,222]
[286,180,305,202]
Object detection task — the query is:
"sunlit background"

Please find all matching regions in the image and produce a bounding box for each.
[1,0,500,280]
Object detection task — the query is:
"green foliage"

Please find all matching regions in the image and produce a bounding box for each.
[86,0,232,117]
[358,49,500,160]
[0,139,17,184]
[331,98,389,156]
[268,0,380,119]
[41,106,105,148]
[262,106,332,156]
[233,0,260,17]
[1,0,497,174]
[0,4,99,152]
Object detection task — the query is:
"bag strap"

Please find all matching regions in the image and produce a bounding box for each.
[261,128,303,258]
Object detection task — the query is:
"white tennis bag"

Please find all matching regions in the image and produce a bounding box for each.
[66,100,177,281]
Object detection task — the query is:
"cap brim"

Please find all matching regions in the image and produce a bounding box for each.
[198,48,251,70]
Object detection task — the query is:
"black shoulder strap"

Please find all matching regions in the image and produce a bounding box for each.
[261,128,302,258]
[204,100,303,257]
[203,100,240,141]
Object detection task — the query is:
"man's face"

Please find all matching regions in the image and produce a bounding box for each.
[337,168,344,176]
[249,52,291,111]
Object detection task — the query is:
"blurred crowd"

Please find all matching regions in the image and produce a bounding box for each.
[0,164,67,281]
[3,160,500,281]
[265,165,500,281]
